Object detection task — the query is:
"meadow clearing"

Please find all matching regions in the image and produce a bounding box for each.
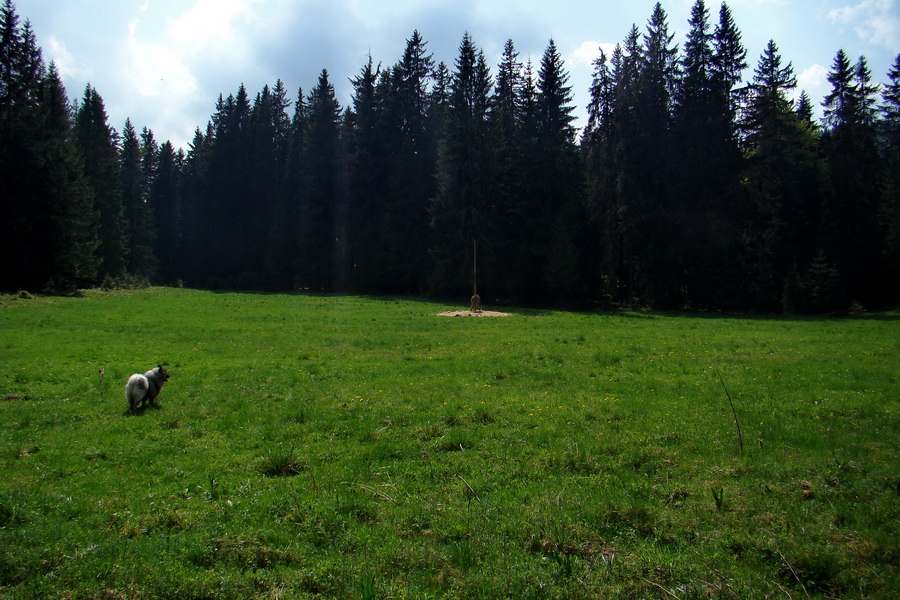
[0,288,897,599]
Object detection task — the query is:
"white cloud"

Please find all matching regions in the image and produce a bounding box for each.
[46,35,93,81]
[121,5,206,148]
[127,25,199,99]
[795,63,830,111]
[828,0,900,48]
[168,0,256,56]
[797,63,829,92]
[168,0,236,43]
[569,40,617,68]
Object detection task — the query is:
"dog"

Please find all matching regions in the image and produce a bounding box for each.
[125,364,170,411]
[470,293,481,313]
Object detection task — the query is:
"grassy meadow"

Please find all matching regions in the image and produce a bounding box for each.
[0,288,898,599]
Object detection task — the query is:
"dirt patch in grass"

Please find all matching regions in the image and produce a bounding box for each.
[437,310,513,317]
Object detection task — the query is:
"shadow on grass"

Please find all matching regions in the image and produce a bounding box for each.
[189,287,900,321]
[122,403,164,417]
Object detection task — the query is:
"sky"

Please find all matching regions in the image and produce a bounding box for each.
[15,0,900,151]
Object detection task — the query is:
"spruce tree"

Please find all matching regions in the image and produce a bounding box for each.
[0,2,69,291]
[75,84,128,283]
[486,39,528,300]
[879,53,900,304]
[673,0,746,309]
[3,1,148,292]
[1,0,37,289]
[195,84,253,287]
[430,32,492,298]
[741,40,824,311]
[674,0,718,306]
[0,0,18,119]
[180,125,211,284]
[677,0,715,127]
[712,2,748,122]
[120,119,157,281]
[583,47,619,302]
[605,30,643,303]
[796,91,816,125]
[632,3,681,308]
[588,20,657,306]
[275,87,307,287]
[247,82,291,288]
[821,51,883,307]
[1,1,42,125]
[151,140,182,285]
[535,39,585,305]
[296,69,344,291]
[43,63,100,290]
[823,50,855,129]
[883,53,900,138]
[384,31,436,293]
[347,55,387,291]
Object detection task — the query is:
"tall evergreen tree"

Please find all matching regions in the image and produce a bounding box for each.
[380,31,437,293]
[5,56,99,293]
[1,0,41,289]
[247,81,291,288]
[76,84,128,282]
[672,0,747,308]
[151,140,182,285]
[196,84,254,287]
[795,90,816,125]
[485,39,528,300]
[119,120,142,269]
[534,38,585,304]
[629,3,682,307]
[346,55,389,291]
[741,40,824,311]
[430,61,451,123]
[677,0,714,117]
[821,51,883,307]
[138,127,160,279]
[603,30,643,303]
[583,47,618,302]
[586,16,670,307]
[120,120,157,280]
[430,32,492,298]
[1,3,88,291]
[883,53,900,139]
[712,2,748,123]
[0,0,19,120]
[40,63,99,291]
[1,1,41,127]
[880,53,900,304]
[180,125,211,285]
[45,63,100,287]
[274,87,307,287]
[823,50,856,129]
[296,69,345,290]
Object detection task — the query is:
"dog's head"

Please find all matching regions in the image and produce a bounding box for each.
[155,364,171,382]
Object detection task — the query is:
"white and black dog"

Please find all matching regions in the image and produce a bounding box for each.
[125,364,171,411]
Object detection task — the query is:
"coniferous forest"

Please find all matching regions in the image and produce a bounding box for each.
[3,0,899,312]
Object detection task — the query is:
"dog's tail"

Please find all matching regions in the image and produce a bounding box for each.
[125,374,148,410]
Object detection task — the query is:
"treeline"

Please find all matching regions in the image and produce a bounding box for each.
[2,0,899,312]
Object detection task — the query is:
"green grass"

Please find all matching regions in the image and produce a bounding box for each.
[1,287,898,599]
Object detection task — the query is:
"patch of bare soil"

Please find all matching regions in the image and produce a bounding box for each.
[437,310,513,317]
